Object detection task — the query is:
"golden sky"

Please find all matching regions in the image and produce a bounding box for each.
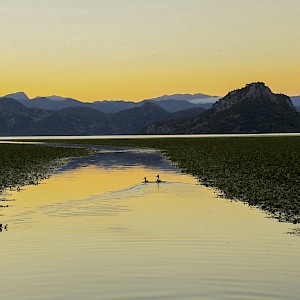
[0,0,299,101]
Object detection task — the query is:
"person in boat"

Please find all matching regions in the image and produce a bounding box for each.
[144,177,149,183]
[156,175,161,183]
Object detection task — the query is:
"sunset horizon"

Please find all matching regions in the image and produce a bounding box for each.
[1,0,299,101]
[1,1,300,299]
[2,81,299,103]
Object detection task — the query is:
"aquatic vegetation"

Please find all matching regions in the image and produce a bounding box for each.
[287,227,300,235]
[0,144,89,194]
[47,137,300,223]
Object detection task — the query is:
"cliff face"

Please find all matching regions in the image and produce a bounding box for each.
[142,82,300,134]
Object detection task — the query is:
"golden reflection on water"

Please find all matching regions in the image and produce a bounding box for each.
[5,165,196,219]
[1,160,300,300]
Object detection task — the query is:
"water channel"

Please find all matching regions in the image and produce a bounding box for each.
[0,145,299,299]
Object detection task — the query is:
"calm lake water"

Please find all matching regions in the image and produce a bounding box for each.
[1,133,300,140]
[1,146,300,300]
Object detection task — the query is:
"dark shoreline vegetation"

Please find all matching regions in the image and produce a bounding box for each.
[33,136,300,224]
[0,144,89,200]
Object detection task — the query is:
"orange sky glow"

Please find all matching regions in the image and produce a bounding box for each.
[0,0,299,101]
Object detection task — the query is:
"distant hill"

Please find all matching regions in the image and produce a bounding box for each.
[89,100,137,113]
[145,93,220,103]
[167,107,206,120]
[31,96,85,110]
[0,98,205,136]
[3,92,30,103]
[144,93,219,110]
[291,96,300,107]
[108,102,169,134]
[1,92,216,113]
[141,99,196,113]
[142,83,300,134]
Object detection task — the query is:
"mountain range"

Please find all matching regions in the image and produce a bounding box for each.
[0,84,299,136]
[143,83,300,134]
[1,92,219,113]
[0,97,205,136]
[2,91,299,113]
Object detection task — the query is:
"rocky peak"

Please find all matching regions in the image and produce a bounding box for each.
[140,101,167,112]
[2,92,30,102]
[242,82,272,97]
[211,82,294,113]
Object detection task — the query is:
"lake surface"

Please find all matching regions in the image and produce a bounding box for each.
[1,146,300,300]
[1,132,300,140]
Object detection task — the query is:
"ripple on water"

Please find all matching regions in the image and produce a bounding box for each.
[1,149,300,300]
[12,181,197,220]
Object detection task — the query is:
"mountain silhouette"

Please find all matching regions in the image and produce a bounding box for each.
[142,83,300,134]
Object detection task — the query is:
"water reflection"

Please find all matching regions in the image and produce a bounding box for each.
[1,147,300,300]
[55,144,174,172]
